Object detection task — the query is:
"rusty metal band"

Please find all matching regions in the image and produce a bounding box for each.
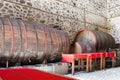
[65,33,69,53]
[61,32,66,53]
[58,30,63,53]
[8,18,14,58]
[58,31,62,51]
[47,27,52,56]
[21,21,28,59]
[53,29,59,52]
[43,26,48,60]
[64,33,68,53]
[16,19,22,59]
[32,23,38,58]
[56,31,61,52]
[50,29,59,61]
[57,30,60,51]
[55,30,61,59]
[0,18,5,58]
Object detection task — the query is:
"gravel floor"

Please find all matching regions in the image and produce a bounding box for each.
[65,67,120,80]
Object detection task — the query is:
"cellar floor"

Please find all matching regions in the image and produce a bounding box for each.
[65,67,120,80]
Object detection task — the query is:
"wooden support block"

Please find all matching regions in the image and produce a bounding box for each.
[86,56,89,72]
[100,55,103,70]
[90,59,92,71]
[78,59,81,70]
[103,58,106,69]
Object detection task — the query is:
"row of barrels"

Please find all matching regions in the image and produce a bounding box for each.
[0,17,115,66]
[0,17,70,65]
[74,29,115,53]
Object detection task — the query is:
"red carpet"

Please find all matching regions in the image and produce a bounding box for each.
[0,68,76,80]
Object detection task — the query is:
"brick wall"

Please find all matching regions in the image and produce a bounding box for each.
[107,0,120,43]
[0,0,107,43]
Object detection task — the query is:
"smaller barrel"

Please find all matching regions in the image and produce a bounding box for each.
[74,29,115,52]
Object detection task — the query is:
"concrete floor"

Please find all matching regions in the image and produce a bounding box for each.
[66,67,120,80]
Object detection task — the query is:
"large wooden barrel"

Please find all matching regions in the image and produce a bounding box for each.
[74,29,115,52]
[0,17,70,65]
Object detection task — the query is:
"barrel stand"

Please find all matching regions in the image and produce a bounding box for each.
[62,54,90,74]
[89,53,104,71]
[62,52,116,74]
[75,54,90,72]
[89,52,116,71]
[102,52,116,68]
[62,54,75,75]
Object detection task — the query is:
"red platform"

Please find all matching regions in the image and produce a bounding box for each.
[0,68,76,80]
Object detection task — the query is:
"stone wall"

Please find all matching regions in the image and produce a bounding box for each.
[0,0,107,43]
[107,0,120,43]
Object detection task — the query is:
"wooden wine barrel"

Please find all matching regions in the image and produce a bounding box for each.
[74,29,115,52]
[0,17,70,65]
